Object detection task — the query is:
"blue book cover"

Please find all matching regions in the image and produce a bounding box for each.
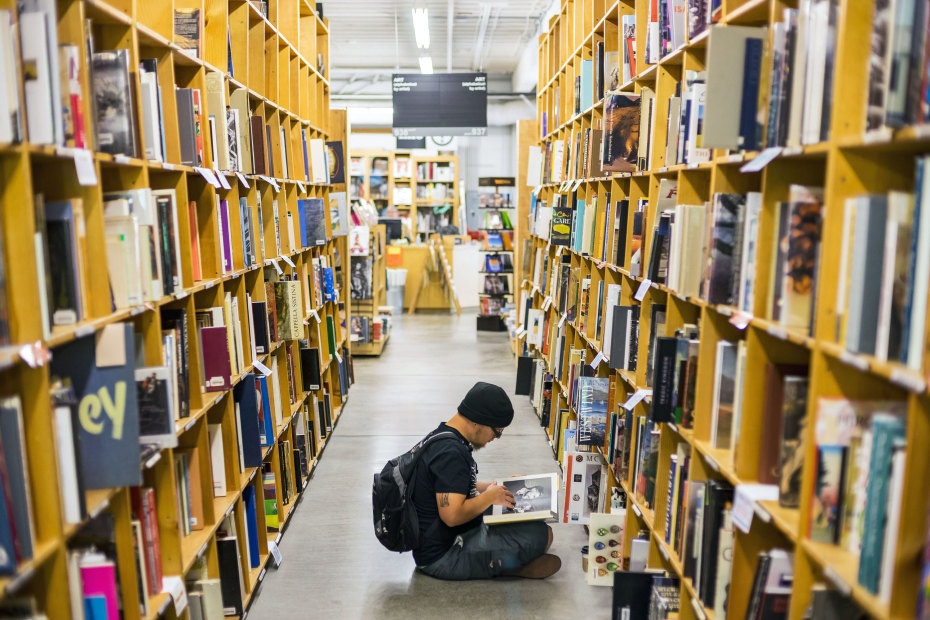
[297,198,310,248]
[0,469,17,574]
[580,59,594,112]
[576,377,609,447]
[573,199,586,253]
[232,373,263,469]
[256,376,274,447]
[324,267,335,302]
[306,198,326,246]
[83,596,108,620]
[49,325,142,489]
[242,485,261,568]
[738,37,763,151]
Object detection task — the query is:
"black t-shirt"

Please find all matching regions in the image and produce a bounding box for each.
[411,423,482,566]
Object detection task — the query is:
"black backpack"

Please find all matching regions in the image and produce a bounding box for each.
[372,431,457,552]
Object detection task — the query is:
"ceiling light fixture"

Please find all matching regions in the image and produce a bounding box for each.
[412,8,430,49]
[419,55,434,74]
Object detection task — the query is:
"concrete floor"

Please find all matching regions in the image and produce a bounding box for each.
[247,312,613,619]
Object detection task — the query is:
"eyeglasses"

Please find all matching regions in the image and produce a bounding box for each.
[492,427,503,439]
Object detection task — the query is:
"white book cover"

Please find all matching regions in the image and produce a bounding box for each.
[161,332,179,421]
[279,126,288,178]
[551,140,564,183]
[104,214,144,307]
[738,192,763,313]
[484,472,559,525]
[704,24,766,149]
[53,404,83,524]
[139,71,163,162]
[270,355,284,427]
[878,440,906,603]
[562,451,606,525]
[800,1,829,145]
[208,424,226,496]
[19,11,54,144]
[309,138,328,183]
[0,11,21,143]
[205,72,229,170]
[875,191,912,360]
[787,1,811,148]
[908,157,930,369]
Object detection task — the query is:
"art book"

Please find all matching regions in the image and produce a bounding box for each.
[484,473,559,525]
[563,451,607,525]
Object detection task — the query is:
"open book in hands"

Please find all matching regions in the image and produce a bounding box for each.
[484,473,560,524]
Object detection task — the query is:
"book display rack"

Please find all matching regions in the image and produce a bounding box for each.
[349,224,390,356]
[0,0,351,617]
[348,149,397,210]
[519,0,930,619]
[478,177,516,331]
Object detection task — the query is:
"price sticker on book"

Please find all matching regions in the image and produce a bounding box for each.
[73,149,98,186]
[235,172,251,188]
[281,255,296,268]
[253,359,273,376]
[215,171,232,190]
[740,147,782,173]
[558,313,567,328]
[633,278,652,302]
[589,352,605,369]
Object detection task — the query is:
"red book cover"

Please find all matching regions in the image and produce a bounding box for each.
[130,487,162,596]
[191,89,205,166]
[200,326,231,391]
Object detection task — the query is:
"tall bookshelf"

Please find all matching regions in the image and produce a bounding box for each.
[0,1,349,618]
[349,224,390,356]
[412,155,459,240]
[522,1,930,620]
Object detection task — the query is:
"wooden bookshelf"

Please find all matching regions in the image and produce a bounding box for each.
[0,1,349,618]
[412,155,459,240]
[521,1,930,619]
[349,224,389,356]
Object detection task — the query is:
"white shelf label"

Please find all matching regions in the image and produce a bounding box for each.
[281,255,296,268]
[667,422,678,433]
[114,154,131,165]
[310,309,321,323]
[823,566,852,596]
[691,597,707,620]
[542,297,553,311]
[145,452,162,469]
[839,350,869,373]
[162,162,176,170]
[74,149,98,186]
[862,127,893,144]
[557,314,567,329]
[767,325,789,341]
[590,352,605,369]
[704,455,720,472]
[727,153,743,163]
[215,170,232,190]
[297,181,306,193]
[162,576,188,615]
[555,245,564,257]
[75,325,96,338]
[184,418,197,432]
[235,172,251,188]
[729,311,752,330]
[688,162,699,169]
[914,124,930,139]
[631,504,642,517]
[740,147,782,173]
[634,279,652,302]
[335,351,343,363]
[269,259,284,275]
[195,167,220,187]
[716,305,733,317]
[253,359,272,376]
[732,484,778,534]
[890,367,926,393]
[658,545,669,562]
[622,389,652,411]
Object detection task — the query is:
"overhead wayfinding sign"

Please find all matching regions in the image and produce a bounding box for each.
[392,73,488,137]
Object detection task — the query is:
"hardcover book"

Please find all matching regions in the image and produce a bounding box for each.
[135,366,177,448]
[484,473,559,524]
[200,326,231,392]
[602,91,640,172]
[577,377,609,447]
[49,324,142,489]
[92,50,137,157]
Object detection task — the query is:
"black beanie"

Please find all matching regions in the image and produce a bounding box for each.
[458,382,514,428]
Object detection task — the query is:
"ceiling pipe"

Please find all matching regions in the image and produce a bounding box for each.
[471,4,490,71]
[447,0,453,72]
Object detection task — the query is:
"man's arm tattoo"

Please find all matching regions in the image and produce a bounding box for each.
[439,493,450,507]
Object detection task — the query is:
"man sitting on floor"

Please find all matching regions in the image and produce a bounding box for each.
[412,381,561,580]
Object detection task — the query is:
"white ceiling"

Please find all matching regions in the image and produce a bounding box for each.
[324,0,552,90]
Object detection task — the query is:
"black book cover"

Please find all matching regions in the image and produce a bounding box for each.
[651,337,679,423]
[44,201,81,325]
[614,199,630,267]
[216,537,244,615]
[317,398,327,438]
[49,325,142,489]
[706,193,744,305]
[232,374,263,469]
[135,367,173,444]
[176,89,196,165]
[325,141,345,183]
[161,308,190,419]
[265,124,275,178]
[154,193,179,294]
[300,346,322,392]
[278,442,289,505]
[609,306,629,371]
[92,49,137,157]
[251,302,269,354]
[550,196,573,246]
[515,355,534,395]
[698,479,734,606]
[612,571,661,620]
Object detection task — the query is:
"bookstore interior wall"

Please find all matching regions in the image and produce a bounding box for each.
[517,0,930,619]
[0,0,355,618]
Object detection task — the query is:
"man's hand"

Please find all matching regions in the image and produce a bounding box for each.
[485,483,515,509]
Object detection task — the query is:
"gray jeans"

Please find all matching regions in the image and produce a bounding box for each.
[418,521,549,580]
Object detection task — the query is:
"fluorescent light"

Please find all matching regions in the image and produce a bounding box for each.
[419,55,434,74]
[412,8,430,49]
